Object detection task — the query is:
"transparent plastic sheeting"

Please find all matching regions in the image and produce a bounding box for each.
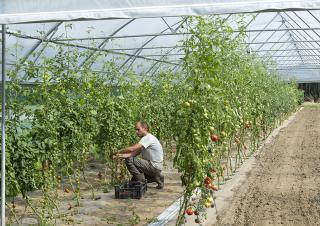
[1,0,320,24]
[279,66,320,83]
[2,2,320,81]
[0,17,184,75]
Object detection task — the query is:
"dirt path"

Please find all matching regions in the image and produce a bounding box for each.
[214,107,320,226]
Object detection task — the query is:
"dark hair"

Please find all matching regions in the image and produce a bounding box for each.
[137,121,149,131]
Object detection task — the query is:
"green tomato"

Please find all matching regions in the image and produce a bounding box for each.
[34,161,42,171]
[204,202,212,208]
[206,197,214,203]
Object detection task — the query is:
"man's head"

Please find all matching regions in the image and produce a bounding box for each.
[135,121,149,137]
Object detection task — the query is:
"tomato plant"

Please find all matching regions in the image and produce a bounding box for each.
[2,15,303,226]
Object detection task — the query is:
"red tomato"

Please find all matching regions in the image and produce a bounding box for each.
[204,176,212,185]
[211,185,218,191]
[210,134,219,142]
[186,208,193,215]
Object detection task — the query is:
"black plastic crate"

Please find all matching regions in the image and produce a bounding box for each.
[114,180,148,199]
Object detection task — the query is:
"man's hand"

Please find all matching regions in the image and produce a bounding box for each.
[112,153,124,160]
[112,153,120,160]
[112,143,142,160]
[112,153,131,160]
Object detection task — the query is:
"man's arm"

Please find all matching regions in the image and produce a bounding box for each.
[113,143,143,159]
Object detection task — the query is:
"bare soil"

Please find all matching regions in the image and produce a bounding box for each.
[214,107,320,226]
[7,160,183,226]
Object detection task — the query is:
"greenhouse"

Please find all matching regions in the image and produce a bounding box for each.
[1,1,320,226]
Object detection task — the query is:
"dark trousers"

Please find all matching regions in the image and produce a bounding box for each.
[125,157,161,180]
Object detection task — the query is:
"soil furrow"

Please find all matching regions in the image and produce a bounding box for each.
[214,108,320,226]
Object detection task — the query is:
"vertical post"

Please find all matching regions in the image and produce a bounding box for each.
[1,24,6,226]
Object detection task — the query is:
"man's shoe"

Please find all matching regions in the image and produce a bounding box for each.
[155,174,164,189]
[145,175,156,183]
[156,184,163,189]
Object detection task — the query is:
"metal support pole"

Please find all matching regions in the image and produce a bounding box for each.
[247,39,320,45]
[22,22,62,64]
[121,17,187,71]
[145,47,179,75]
[279,13,305,64]
[254,22,284,52]
[283,12,320,61]
[1,24,6,226]
[246,13,278,47]
[78,19,135,68]
[253,48,320,52]
[261,34,291,60]
[257,54,320,58]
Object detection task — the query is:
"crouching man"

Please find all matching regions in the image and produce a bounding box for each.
[113,121,164,189]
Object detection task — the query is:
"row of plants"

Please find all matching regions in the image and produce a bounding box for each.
[3,15,303,225]
[173,16,303,225]
[5,48,182,225]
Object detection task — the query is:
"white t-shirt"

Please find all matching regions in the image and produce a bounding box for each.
[139,133,163,170]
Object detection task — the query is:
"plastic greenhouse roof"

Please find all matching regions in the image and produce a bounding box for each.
[2,0,320,82]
